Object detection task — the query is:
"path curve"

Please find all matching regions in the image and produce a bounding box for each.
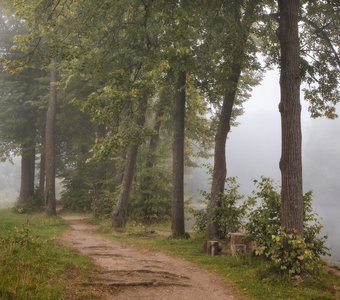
[59,215,247,300]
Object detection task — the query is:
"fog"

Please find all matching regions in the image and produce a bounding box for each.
[188,69,340,263]
[1,69,339,263]
[228,70,340,263]
[0,158,20,208]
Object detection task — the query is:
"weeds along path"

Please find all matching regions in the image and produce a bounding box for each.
[59,215,246,300]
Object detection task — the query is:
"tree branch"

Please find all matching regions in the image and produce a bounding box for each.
[301,16,340,67]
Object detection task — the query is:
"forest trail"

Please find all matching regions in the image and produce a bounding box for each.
[59,215,247,300]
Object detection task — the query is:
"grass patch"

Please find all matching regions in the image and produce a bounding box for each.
[0,210,103,300]
[94,219,340,300]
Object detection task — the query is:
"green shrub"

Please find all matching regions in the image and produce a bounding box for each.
[256,228,326,275]
[246,177,329,275]
[93,189,117,219]
[14,194,42,214]
[0,222,40,253]
[192,177,248,238]
[129,158,172,224]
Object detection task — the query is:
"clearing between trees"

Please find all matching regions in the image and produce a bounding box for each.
[59,215,246,300]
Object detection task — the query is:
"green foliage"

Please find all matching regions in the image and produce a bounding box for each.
[60,161,95,213]
[61,159,118,219]
[14,192,43,214]
[129,145,172,224]
[300,1,340,119]
[0,222,40,253]
[93,189,117,219]
[255,228,327,276]
[246,177,329,275]
[245,177,281,249]
[192,177,248,238]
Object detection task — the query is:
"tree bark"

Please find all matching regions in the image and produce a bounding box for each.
[278,0,304,235]
[207,68,241,238]
[207,1,258,238]
[38,146,45,205]
[112,95,148,228]
[93,124,106,218]
[171,71,186,238]
[45,59,58,216]
[29,141,36,197]
[18,141,35,205]
[18,118,36,205]
[140,97,165,222]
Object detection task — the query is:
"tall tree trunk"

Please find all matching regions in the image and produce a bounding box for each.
[93,182,103,218]
[278,0,303,235]
[93,125,106,218]
[38,146,45,205]
[207,68,241,238]
[172,71,186,238]
[45,59,57,216]
[18,120,36,205]
[112,95,148,228]
[207,1,258,238]
[18,141,35,205]
[29,141,36,196]
[140,97,165,222]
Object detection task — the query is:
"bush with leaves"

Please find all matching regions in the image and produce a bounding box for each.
[0,222,41,254]
[14,193,43,214]
[192,177,248,238]
[246,177,329,275]
[129,160,172,224]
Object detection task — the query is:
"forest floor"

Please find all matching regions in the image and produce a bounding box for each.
[59,215,247,300]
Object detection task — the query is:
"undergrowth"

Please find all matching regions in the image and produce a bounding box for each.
[0,210,103,300]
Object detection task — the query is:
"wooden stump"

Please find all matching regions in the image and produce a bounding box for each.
[203,241,221,256]
[228,233,256,256]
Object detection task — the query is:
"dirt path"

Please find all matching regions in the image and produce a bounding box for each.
[58,216,248,300]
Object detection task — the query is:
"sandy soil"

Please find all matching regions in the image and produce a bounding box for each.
[58,215,248,300]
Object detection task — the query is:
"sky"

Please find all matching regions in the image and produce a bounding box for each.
[0,68,339,263]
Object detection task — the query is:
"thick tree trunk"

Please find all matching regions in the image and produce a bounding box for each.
[45,59,58,216]
[278,0,303,235]
[18,148,31,205]
[18,141,35,205]
[171,71,186,238]
[18,118,36,206]
[112,95,148,228]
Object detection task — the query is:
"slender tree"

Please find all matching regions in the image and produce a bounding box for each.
[112,95,148,228]
[207,0,261,238]
[37,136,45,204]
[45,59,57,215]
[139,94,167,222]
[172,70,186,237]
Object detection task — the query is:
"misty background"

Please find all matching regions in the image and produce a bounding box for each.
[187,68,340,264]
[1,69,339,263]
